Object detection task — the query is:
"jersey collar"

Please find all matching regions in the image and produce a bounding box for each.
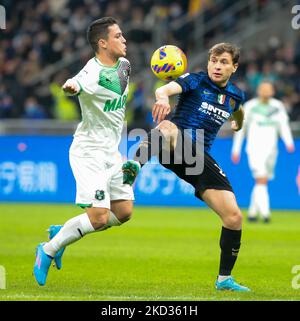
[94,57,120,69]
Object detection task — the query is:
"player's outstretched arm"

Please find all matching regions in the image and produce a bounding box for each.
[152,81,182,123]
[62,79,80,96]
[231,106,244,132]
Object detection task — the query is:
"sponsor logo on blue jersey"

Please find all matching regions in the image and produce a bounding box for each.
[199,102,231,125]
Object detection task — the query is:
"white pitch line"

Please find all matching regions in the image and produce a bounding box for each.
[0,294,217,301]
[2,294,294,301]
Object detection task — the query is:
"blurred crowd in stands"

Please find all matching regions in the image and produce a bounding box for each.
[0,0,299,132]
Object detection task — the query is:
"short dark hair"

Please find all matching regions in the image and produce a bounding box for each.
[87,17,118,53]
[208,42,240,64]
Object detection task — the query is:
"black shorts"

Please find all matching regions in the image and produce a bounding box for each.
[158,131,233,201]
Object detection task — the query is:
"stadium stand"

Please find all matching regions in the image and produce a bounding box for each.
[0,0,299,131]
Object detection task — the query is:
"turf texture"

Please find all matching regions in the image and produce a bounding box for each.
[0,204,300,301]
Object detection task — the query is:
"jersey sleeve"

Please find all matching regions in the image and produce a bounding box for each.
[175,72,204,93]
[277,102,295,149]
[231,127,245,156]
[233,90,246,112]
[231,99,251,155]
[226,82,246,112]
[72,64,96,95]
[120,57,131,76]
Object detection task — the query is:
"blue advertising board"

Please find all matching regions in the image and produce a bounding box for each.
[0,135,299,209]
[0,136,75,203]
[132,139,300,209]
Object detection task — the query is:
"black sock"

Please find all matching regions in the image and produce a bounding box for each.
[219,226,241,276]
[134,128,165,167]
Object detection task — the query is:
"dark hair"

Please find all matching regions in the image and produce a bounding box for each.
[208,42,240,64]
[87,17,118,53]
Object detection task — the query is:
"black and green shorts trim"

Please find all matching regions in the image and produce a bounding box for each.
[76,203,92,209]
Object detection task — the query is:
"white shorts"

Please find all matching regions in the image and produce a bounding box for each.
[247,150,277,180]
[69,152,134,209]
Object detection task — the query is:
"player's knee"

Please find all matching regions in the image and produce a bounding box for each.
[87,208,109,230]
[110,201,133,225]
[115,207,133,223]
[156,120,177,137]
[156,120,178,150]
[118,211,132,224]
[224,209,243,229]
[255,177,268,184]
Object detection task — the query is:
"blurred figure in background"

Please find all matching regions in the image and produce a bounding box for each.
[23,97,47,119]
[0,85,14,118]
[231,81,295,223]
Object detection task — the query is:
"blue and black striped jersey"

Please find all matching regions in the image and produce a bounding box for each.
[172,71,245,152]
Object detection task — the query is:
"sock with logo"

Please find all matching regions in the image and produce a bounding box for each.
[43,213,95,257]
[218,226,242,277]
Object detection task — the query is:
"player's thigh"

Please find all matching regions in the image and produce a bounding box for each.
[265,151,277,180]
[201,189,242,229]
[110,162,134,222]
[255,177,268,184]
[248,153,274,179]
[69,153,111,209]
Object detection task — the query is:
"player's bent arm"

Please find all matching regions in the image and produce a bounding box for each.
[62,79,81,96]
[231,106,244,132]
[279,119,295,153]
[153,81,183,123]
[155,81,183,100]
[231,128,245,164]
[277,105,295,153]
[230,106,245,164]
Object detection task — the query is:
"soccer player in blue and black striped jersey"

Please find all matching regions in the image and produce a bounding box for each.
[123,43,250,291]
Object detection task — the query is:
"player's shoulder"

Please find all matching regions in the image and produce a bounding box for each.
[85,57,99,70]
[270,97,285,109]
[119,57,130,64]
[244,97,259,108]
[193,71,207,81]
[176,71,205,84]
[119,57,131,69]
[118,57,131,75]
[78,58,99,77]
[73,58,98,86]
[226,81,245,102]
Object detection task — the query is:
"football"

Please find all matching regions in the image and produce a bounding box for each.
[150,45,187,81]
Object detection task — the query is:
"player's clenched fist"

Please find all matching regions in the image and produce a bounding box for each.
[62,79,80,95]
[152,99,171,123]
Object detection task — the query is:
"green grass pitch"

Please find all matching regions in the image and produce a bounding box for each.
[0,203,300,301]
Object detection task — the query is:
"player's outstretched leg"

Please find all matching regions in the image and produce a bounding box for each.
[122,160,141,185]
[48,225,65,270]
[33,243,53,286]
